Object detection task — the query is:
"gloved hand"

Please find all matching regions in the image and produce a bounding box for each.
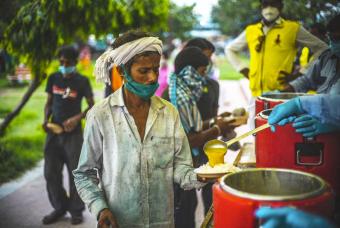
[293,114,339,137]
[268,98,304,132]
[255,207,335,228]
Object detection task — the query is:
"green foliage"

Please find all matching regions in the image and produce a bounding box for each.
[0,81,45,183]
[212,0,340,36]
[168,2,199,40]
[2,0,170,81]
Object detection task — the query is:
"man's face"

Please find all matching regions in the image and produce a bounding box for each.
[59,56,76,68]
[129,53,161,85]
[197,66,208,77]
[261,0,281,23]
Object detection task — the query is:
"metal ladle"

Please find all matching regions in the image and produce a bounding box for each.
[203,123,271,166]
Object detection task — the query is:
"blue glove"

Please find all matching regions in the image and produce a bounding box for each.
[293,114,339,137]
[268,98,304,132]
[255,207,335,228]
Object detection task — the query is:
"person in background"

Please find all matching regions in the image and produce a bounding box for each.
[256,207,335,228]
[155,51,171,97]
[225,0,327,128]
[281,14,340,94]
[42,45,94,225]
[73,31,206,228]
[183,37,240,216]
[268,94,340,135]
[225,0,327,96]
[169,47,238,228]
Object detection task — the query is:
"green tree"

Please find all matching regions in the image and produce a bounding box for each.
[0,0,169,135]
[168,2,199,40]
[212,0,340,36]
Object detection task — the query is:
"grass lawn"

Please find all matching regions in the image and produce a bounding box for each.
[215,56,248,80]
[0,61,103,184]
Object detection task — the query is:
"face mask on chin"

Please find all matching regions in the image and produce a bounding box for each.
[122,65,159,100]
[262,6,280,24]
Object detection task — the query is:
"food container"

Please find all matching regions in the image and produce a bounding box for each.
[255,109,340,197]
[213,168,335,228]
[255,92,308,114]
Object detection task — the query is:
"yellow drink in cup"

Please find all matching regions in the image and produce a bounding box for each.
[204,140,228,167]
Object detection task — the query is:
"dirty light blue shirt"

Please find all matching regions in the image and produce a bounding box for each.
[73,87,203,228]
[300,94,340,127]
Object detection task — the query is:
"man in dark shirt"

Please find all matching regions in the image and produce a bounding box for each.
[42,45,94,225]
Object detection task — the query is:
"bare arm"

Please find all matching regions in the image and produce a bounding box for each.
[42,93,53,132]
[63,96,95,132]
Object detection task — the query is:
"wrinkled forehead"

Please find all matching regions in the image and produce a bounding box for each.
[131,52,161,66]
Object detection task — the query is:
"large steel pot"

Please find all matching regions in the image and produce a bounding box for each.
[213,168,335,228]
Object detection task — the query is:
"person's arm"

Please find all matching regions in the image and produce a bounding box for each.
[296,26,328,70]
[284,59,321,92]
[172,111,205,190]
[299,95,340,127]
[42,75,54,131]
[73,110,116,223]
[42,93,53,132]
[225,30,249,77]
[63,78,95,132]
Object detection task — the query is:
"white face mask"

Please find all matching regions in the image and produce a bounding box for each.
[262,7,280,22]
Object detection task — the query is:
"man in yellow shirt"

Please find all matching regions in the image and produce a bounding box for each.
[225,0,327,97]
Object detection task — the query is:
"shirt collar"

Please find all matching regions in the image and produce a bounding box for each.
[109,86,166,112]
[261,17,284,28]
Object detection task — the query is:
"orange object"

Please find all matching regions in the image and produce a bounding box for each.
[111,66,124,92]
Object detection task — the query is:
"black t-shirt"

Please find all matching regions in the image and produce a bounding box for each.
[197,78,219,121]
[45,72,93,124]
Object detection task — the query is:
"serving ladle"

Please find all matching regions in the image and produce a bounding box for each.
[203,123,271,166]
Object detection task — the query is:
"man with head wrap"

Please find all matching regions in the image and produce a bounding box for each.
[73,31,206,228]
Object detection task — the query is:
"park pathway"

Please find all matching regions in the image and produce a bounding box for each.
[0,79,251,228]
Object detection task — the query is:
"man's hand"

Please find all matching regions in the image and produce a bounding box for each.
[240,68,249,79]
[97,209,119,228]
[218,112,232,118]
[62,114,82,132]
[277,70,301,85]
[216,118,235,135]
[42,122,50,133]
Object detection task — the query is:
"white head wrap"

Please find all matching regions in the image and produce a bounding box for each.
[94,37,163,84]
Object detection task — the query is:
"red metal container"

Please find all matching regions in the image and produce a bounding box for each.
[255,92,307,114]
[255,109,340,196]
[213,168,335,228]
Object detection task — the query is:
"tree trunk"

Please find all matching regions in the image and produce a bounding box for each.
[0,77,41,136]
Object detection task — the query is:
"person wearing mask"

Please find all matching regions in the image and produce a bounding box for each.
[42,45,94,225]
[73,31,207,228]
[183,37,241,216]
[225,0,327,96]
[281,14,340,95]
[169,47,238,228]
[225,0,327,127]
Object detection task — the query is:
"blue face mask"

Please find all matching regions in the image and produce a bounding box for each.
[122,65,159,100]
[59,66,76,75]
[330,40,340,57]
